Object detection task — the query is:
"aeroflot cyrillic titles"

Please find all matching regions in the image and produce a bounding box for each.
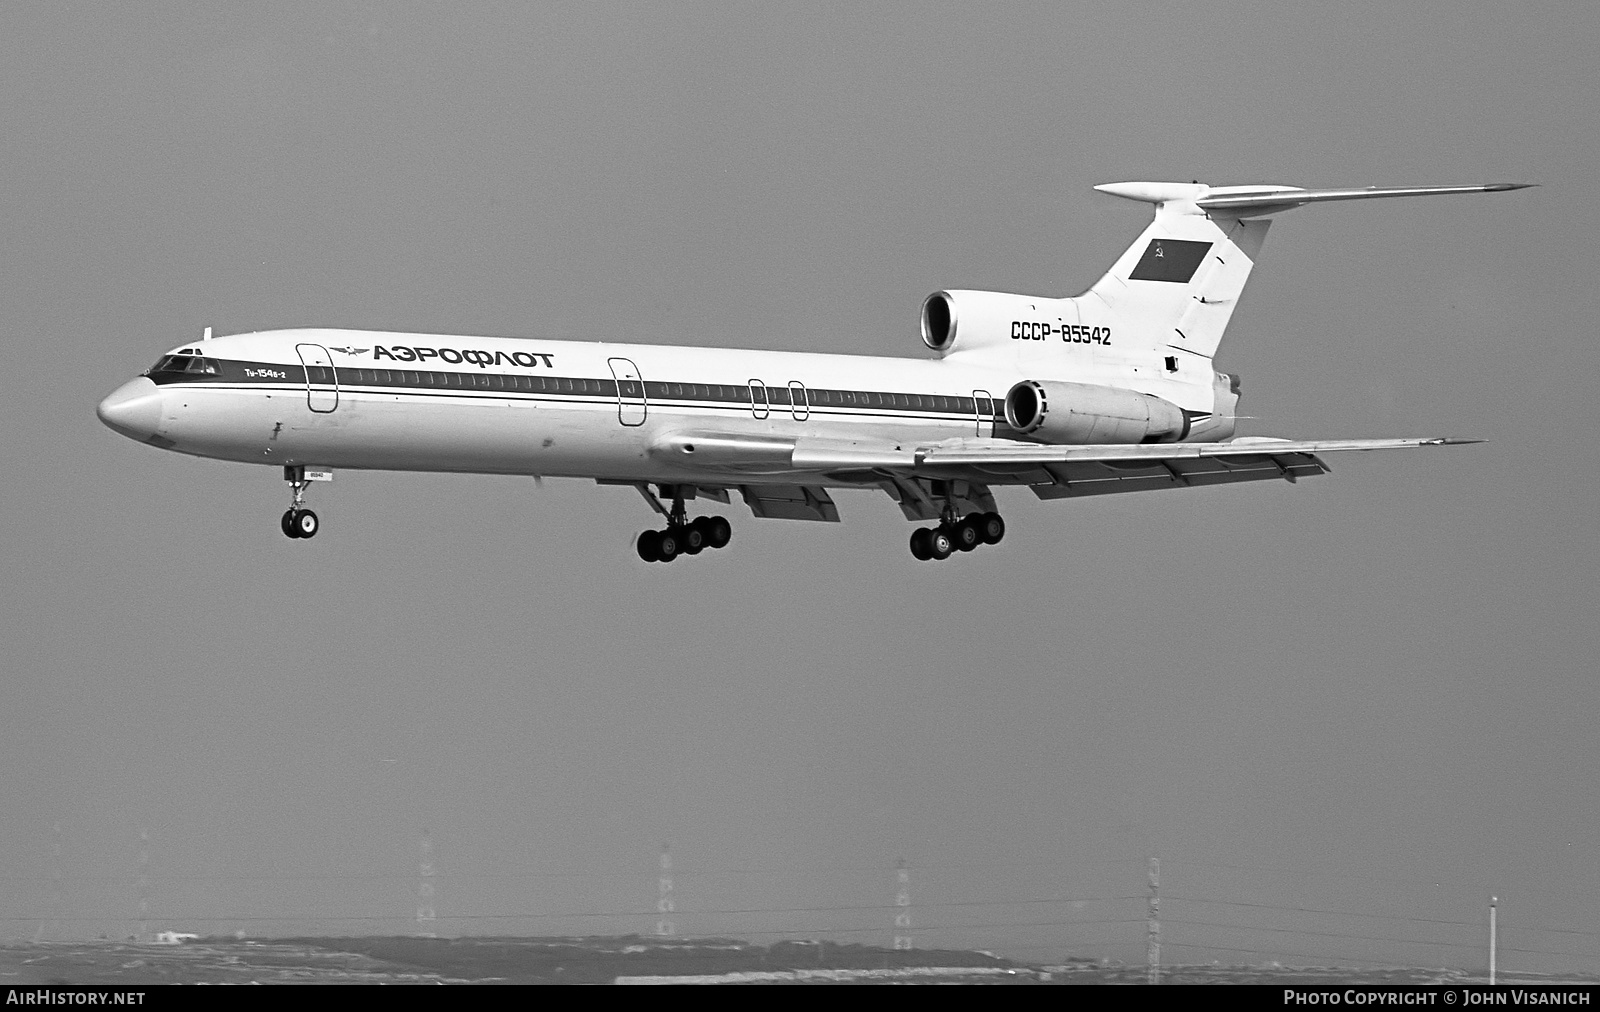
[97,179,1528,562]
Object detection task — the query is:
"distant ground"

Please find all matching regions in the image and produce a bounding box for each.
[3,937,1595,985]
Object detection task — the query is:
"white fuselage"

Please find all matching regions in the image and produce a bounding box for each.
[110,328,1079,487]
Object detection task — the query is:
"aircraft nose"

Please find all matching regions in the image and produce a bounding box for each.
[96,377,163,441]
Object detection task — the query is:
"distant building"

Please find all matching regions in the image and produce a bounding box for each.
[154,931,199,945]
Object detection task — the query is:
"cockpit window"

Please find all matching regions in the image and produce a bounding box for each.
[147,354,220,378]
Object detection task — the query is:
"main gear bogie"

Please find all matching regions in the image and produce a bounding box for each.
[908,511,1005,562]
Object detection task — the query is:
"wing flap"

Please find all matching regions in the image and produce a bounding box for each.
[740,484,840,522]
[1030,451,1330,499]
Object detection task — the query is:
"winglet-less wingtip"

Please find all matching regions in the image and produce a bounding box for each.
[1422,437,1486,446]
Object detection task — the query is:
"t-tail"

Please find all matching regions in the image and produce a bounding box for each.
[1088,180,1530,361]
[922,180,1529,443]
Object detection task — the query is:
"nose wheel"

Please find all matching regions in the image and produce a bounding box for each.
[280,466,321,539]
[909,511,1003,561]
[282,508,319,539]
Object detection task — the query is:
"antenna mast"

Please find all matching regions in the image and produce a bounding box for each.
[35,822,63,943]
[1146,855,1161,985]
[415,830,436,937]
[656,844,675,937]
[893,858,912,950]
[136,829,150,943]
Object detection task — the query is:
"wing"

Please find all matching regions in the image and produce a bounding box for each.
[644,432,1478,520]
[908,436,1479,499]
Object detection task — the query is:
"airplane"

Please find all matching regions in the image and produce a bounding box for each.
[97,179,1528,562]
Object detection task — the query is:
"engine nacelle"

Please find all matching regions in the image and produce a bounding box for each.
[921,290,1064,355]
[1004,380,1188,444]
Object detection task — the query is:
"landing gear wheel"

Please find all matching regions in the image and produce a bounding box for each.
[705,515,732,549]
[655,528,680,562]
[909,528,933,560]
[953,516,982,552]
[927,527,953,560]
[681,522,706,555]
[282,509,301,539]
[979,511,1006,545]
[637,530,661,562]
[292,509,319,539]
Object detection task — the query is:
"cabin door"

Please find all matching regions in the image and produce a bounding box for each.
[295,344,339,413]
[607,358,647,426]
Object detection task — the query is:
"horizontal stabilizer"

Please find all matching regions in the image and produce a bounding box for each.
[1095,181,1531,216]
[1195,183,1532,215]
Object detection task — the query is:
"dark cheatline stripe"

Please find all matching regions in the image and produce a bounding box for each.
[147,359,1004,421]
[1128,239,1212,283]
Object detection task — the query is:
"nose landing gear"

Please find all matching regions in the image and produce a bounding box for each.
[908,511,1004,561]
[280,466,320,539]
[636,491,732,563]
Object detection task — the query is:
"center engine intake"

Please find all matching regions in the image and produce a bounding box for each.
[1004,380,1188,444]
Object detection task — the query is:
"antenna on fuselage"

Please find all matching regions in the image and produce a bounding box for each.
[201,327,212,342]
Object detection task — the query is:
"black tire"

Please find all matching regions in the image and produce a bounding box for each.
[281,509,301,539]
[980,511,1006,545]
[953,517,981,552]
[636,530,661,562]
[928,527,953,560]
[909,527,933,560]
[293,509,319,539]
[656,528,680,561]
[705,515,732,549]
[681,522,706,555]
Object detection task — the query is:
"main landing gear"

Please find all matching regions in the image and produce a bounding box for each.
[637,492,731,563]
[909,511,1004,561]
[280,466,319,540]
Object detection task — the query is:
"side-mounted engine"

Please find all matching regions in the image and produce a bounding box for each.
[1004,380,1188,444]
[921,290,1070,355]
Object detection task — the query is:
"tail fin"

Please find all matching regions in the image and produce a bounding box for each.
[1086,181,1530,362]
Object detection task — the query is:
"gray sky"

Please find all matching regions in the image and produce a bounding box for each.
[3,1,1596,970]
